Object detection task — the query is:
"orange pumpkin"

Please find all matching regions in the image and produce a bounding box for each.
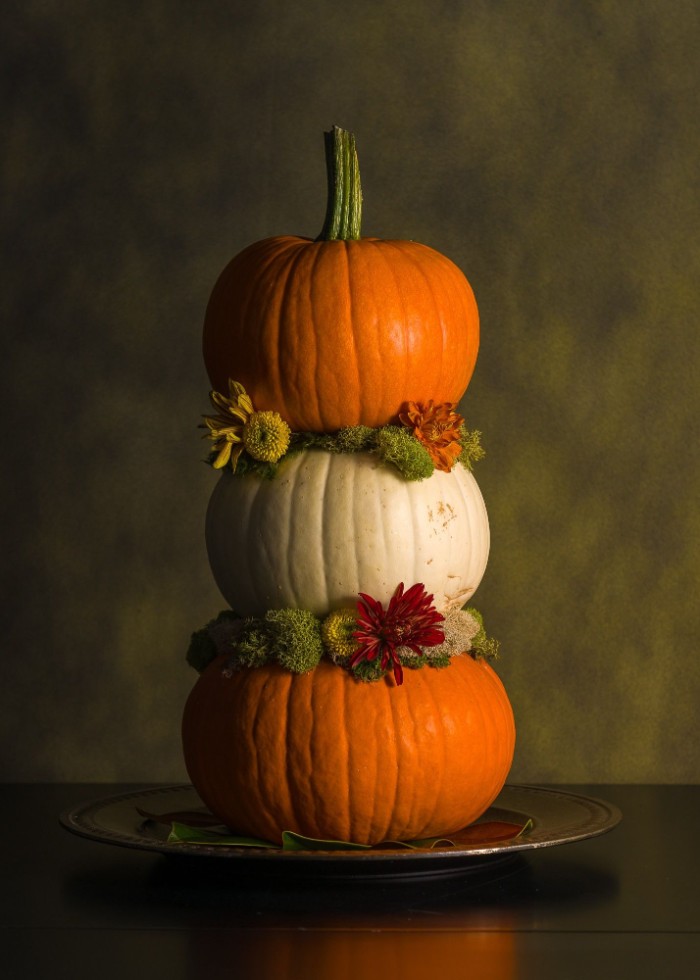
[202,127,479,432]
[182,653,515,846]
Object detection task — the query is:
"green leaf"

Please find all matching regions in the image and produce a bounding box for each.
[167,822,277,848]
[165,818,533,851]
[517,818,534,837]
[281,830,371,851]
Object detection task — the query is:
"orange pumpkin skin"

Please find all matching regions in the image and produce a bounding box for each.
[182,654,514,845]
[202,236,479,432]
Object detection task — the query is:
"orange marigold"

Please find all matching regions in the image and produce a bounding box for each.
[399,400,464,472]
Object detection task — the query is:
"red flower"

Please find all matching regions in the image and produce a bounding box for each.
[350,582,445,685]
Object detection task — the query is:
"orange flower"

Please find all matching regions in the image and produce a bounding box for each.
[399,400,464,472]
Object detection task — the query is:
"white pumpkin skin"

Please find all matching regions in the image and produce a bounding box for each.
[205,450,489,617]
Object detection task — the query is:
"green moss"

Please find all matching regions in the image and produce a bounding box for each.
[334,425,376,453]
[228,453,281,480]
[186,609,241,672]
[188,599,499,681]
[375,426,435,480]
[265,608,323,673]
[206,418,483,482]
[350,658,386,682]
[229,620,274,668]
[422,650,452,668]
[472,634,500,660]
[464,606,499,660]
[289,431,337,454]
[457,424,485,470]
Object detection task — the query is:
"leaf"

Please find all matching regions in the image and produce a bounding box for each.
[282,831,370,851]
[137,807,225,829]
[164,817,533,851]
[443,820,532,846]
[166,822,277,848]
[373,820,531,850]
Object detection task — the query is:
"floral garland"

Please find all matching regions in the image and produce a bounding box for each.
[186,582,499,686]
[200,380,484,481]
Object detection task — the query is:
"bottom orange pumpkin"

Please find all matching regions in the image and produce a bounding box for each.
[182,654,515,845]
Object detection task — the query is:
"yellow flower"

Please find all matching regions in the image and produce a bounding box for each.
[321,608,359,663]
[201,379,255,470]
[243,411,291,463]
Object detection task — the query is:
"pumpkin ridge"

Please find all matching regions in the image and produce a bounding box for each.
[452,467,490,609]
[345,673,380,841]
[346,446,361,597]
[368,238,411,416]
[375,675,400,841]
[275,242,313,424]
[476,665,505,806]
[405,464,421,595]
[284,457,318,607]
[249,671,279,834]
[394,664,423,838]
[479,662,514,807]
[415,664,448,837]
[372,460,390,594]
[328,663,351,840]
[384,239,442,399]
[318,241,360,427]
[289,671,318,835]
[304,241,327,430]
[343,242,363,425]
[341,673,357,842]
[250,471,287,610]
[251,243,296,412]
[318,449,335,612]
[279,672,307,835]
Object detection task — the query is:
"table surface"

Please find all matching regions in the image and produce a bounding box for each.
[2,783,698,978]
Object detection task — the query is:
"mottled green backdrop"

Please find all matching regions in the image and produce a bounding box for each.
[3,0,699,781]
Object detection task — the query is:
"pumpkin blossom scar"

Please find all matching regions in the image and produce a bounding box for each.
[399,401,464,472]
[350,582,445,685]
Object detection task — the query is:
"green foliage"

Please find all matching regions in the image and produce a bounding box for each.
[375,426,435,480]
[422,650,452,668]
[289,431,338,454]
[334,425,375,452]
[464,606,499,660]
[186,609,241,672]
[350,658,386,682]
[265,608,324,673]
[188,601,500,680]
[457,424,485,470]
[229,453,281,480]
[223,608,324,673]
[231,620,274,668]
[206,418,483,482]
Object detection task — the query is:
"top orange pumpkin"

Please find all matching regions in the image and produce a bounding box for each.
[202,128,479,433]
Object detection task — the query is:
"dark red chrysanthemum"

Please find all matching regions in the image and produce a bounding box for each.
[350,582,445,685]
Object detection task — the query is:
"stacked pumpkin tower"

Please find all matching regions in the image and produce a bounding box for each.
[182,127,515,846]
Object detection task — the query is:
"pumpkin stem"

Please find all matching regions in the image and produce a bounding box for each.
[317,125,362,241]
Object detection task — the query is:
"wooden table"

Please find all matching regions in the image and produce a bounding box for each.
[2,784,698,978]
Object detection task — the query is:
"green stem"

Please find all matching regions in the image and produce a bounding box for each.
[317,125,362,241]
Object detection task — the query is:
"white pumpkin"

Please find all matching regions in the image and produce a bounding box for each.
[205,450,489,617]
